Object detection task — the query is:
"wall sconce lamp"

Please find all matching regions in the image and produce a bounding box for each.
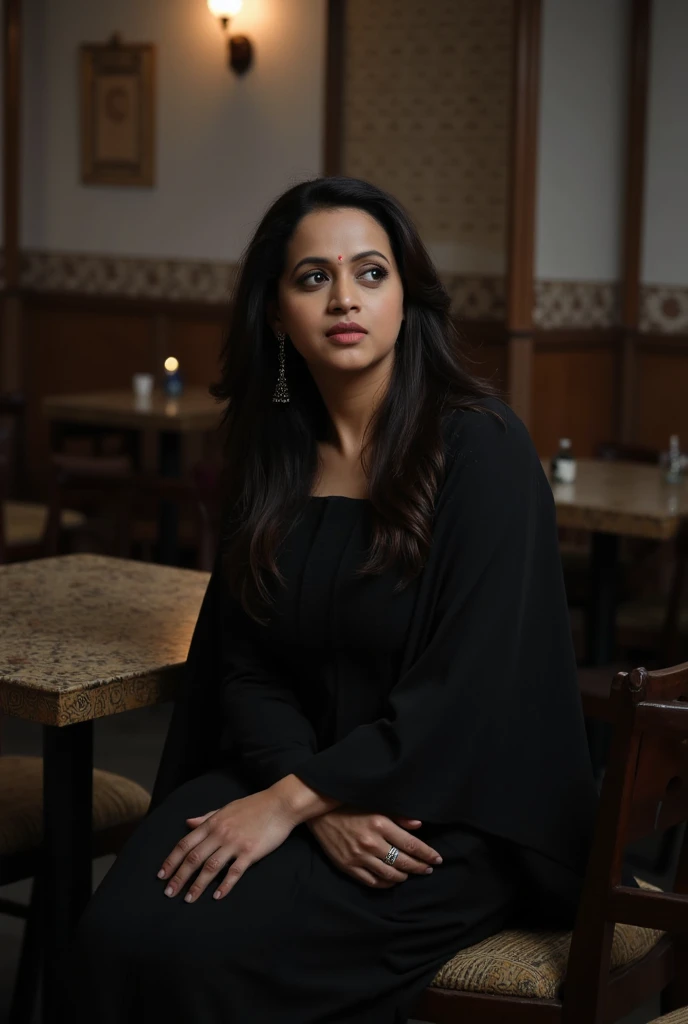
[207,0,253,75]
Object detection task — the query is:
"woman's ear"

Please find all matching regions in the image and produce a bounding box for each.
[266,300,282,337]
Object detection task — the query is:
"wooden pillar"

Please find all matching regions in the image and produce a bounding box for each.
[619,0,652,443]
[505,0,541,428]
[323,0,345,176]
[2,0,22,392]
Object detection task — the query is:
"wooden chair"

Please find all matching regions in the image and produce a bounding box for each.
[0,750,152,1024]
[411,661,688,1024]
[42,452,134,558]
[0,396,87,563]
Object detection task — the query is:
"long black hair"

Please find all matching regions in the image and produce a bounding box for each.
[211,175,501,624]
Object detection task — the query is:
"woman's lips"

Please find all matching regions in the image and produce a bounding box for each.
[327,332,366,344]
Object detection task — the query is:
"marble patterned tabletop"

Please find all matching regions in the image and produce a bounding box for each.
[544,458,688,540]
[0,554,209,727]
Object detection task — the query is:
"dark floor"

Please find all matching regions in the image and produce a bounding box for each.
[0,704,669,1024]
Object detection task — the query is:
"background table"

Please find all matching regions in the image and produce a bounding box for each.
[43,386,221,475]
[547,458,688,664]
[0,554,209,1023]
[43,388,222,563]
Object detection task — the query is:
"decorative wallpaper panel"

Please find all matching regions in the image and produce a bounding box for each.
[342,0,514,277]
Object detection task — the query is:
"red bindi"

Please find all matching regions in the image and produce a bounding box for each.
[337,255,343,261]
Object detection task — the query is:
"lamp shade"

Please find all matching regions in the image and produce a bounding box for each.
[207,0,243,16]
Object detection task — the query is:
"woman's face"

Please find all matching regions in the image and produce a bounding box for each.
[270,207,405,376]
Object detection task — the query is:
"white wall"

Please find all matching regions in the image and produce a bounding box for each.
[641,0,688,286]
[21,0,326,261]
[534,0,629,281]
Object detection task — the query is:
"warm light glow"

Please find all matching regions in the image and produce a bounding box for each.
[164,356,180,373]
[207,0,243,17]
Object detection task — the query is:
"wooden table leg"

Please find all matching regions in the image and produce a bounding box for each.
[586,531,619,666]
[41,720,93,1023]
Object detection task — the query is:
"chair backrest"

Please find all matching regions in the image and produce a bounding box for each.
[43,453,135,558]
[564,662,688,1021]
[0,392,27,497]
[0,450,9,564]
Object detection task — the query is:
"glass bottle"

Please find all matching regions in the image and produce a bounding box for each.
[665,434,682,485]
[551,438,577,484]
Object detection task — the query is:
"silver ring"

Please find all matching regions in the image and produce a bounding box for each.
[383,845,399,866]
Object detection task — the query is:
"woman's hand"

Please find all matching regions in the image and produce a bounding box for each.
[306,809,443,888]
[156,788,298,903]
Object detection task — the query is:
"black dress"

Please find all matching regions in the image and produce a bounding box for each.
[62,401,597,1023]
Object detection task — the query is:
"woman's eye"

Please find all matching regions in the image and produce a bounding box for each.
[360,266,388,282]
[300,266,387,286]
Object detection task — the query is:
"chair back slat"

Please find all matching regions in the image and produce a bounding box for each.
[0,392,27,497]
[44,453,135,557]
[0,451,9,564]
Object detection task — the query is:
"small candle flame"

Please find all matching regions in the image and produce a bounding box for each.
[164,356,179,373]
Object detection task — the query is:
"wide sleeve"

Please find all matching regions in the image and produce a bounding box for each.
[219,585,319,788]
[293,406,597,870]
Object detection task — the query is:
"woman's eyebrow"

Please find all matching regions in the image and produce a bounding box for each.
[291,250,390,275]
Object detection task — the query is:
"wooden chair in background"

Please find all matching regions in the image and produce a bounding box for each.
[0,725,152,1024]
[0,394,87,564]
[411,661,688,1024]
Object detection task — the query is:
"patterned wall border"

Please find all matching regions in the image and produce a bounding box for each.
[533,280,621,330]
[640,285,688,335]
[3,251,686,333]
[0,249,507,321]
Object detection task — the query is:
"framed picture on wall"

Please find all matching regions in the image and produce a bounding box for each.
[80,33,156,187]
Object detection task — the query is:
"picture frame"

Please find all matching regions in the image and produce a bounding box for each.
[80,34,156,187]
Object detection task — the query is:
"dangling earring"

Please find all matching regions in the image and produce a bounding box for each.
[272,331,290,403]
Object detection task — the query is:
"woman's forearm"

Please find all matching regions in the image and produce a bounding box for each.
[270,773,341,824]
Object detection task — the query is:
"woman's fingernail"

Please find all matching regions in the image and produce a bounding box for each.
[184,893,194,903]
[213,890,222,899]
[164,886,174,897]
[157,869,166,879]
[425,867,433,874]
[434,856,443,864]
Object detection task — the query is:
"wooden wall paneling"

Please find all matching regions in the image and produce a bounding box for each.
[458,320,509,393]
[619,0,652,441]
[23,302,157,492]
[165,316,226,390]
[324,0,345,175]
[530,330,620,457]
[634,336,688,449]
[505,0,541,427]
[2,0,22,392]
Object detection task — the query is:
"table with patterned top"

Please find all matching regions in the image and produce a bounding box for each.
[544,458,688,664]
[0,554,209,1022]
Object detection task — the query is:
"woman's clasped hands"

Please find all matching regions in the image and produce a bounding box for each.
[157,785,443,904]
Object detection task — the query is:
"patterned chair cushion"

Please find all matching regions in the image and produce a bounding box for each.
[0,755,150,856]
[431,879,664,999]
[650,1012,688,1024]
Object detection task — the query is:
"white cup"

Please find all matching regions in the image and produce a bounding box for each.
[132,373,154,400]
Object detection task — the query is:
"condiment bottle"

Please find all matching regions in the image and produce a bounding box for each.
[551,438,577,484]
[665,434,682,485]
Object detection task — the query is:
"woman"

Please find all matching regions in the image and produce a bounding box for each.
[63,176,598,1023]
